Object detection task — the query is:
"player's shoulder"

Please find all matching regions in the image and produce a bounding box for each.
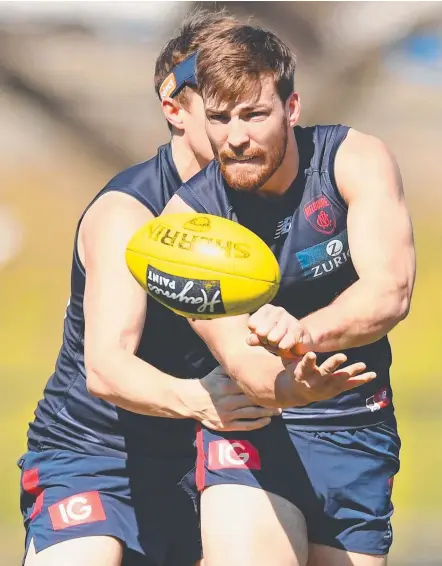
[334,128,400,202]
[339,127,390,153]
[104,143,170,193]
[90,142,180,217]
[81,146,174,230]
[335,127,398,173]
[184,159,222,188]
[298,123,349,142]
[180,159,225,202]
[296,123,351,166]
[300,123,388,149]
[178,160,229,216]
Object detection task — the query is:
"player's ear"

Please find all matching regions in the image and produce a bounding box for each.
[161,98,185,131]
[286,91,301,128]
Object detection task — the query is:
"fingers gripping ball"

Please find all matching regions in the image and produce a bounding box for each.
[125,213,281,319]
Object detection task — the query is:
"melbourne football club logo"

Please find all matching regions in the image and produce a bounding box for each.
[303,196,336,235]
[147,265,225,315]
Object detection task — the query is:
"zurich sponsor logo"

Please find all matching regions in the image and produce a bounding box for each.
[296,230,351,279]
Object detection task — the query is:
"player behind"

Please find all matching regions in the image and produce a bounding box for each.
[17,11,282,566]
[162,22,416,566]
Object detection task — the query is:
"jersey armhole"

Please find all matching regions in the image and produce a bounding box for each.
[73,187,158,276]
[176,183,211,214]
[326,125,350,210]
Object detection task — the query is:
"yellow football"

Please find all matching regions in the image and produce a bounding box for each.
[125,213,280,319]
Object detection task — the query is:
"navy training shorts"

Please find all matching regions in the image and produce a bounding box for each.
[18,448,201,566]
[185,416,400,556]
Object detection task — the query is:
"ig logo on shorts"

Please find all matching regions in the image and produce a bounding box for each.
[208,440,261,470]
[49,491,106,530]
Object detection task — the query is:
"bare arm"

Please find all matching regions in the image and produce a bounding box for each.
[190,298,375,408]
[162,194,375,407]
[81,191,197,417]
[300,130,415,352]
[191,315,290,407]
[161,195,289,405]
[81,191,276,430]
[248,130,416,355]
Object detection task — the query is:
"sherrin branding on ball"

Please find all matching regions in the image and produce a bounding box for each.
[125,213,281,319]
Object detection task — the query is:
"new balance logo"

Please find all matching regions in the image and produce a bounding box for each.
[274,217,292,239]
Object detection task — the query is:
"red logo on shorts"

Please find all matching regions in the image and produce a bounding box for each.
[48,491,106,530]
[304,196,336,235]
[208,440,261,470]
[366,386,390,412]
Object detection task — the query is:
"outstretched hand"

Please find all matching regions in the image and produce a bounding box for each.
[276,351,376,408]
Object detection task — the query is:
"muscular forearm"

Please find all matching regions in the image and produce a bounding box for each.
[188,318,302,408]
[298,279,410,353]
[217,346,296,408]
[86,349,203,418]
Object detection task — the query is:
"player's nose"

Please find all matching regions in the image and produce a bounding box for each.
[227,119,249,148]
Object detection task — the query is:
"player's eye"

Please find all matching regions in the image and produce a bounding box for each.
[207,113,229,124]
[246,111,268,121]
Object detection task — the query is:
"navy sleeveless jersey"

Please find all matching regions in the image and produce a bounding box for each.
[177,125,395,430]
[28,144,218,457]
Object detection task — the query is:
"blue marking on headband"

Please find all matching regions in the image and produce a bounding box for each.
[159,52,198,100]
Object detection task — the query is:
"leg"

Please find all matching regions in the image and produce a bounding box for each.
[24,536,123,566]
[18,450,168,566]
[186,419,316,566]
[19,449,201,566]
[307,544,387,566]
[299,422,400,564]
[201,484,308,566]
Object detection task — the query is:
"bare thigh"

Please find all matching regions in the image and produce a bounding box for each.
[201,484,308,566]
[307,544,387,566]
[24,536,123,566]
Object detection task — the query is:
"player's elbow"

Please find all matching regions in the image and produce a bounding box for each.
[227,359,282,408]
[395,274,413,320]
[85,356,114,399]
[239,380,282,408]
[86,370,112,399]
[397,291,411,321]
[383,278,412,327]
